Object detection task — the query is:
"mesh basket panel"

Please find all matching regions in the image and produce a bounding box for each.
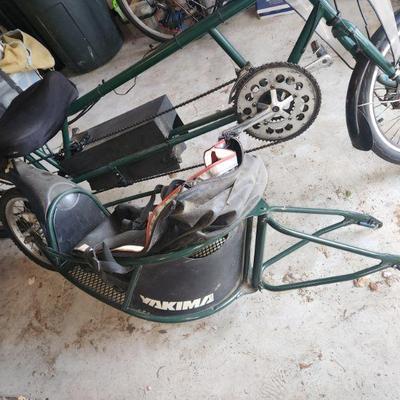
[67,265,126,306]
[190,236,227,259]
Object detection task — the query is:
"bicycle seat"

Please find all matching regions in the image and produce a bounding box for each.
[0,71,78,158]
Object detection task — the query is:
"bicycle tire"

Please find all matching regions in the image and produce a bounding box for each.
[117,0,178,42]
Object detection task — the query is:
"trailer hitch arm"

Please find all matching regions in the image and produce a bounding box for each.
[250,203,400,291]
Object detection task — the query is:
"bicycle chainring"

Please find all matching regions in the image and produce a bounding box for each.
[233,62,322,141]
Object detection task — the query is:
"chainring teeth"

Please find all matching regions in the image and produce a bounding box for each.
[234,62,322,142]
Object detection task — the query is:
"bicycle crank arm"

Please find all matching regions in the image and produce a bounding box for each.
[305,40,333,71]
[305,54,333,71]
[221,108,275,137]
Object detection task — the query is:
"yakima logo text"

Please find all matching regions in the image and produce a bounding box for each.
[140,293,214,311]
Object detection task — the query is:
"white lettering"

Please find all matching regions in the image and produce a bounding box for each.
[140,295,151,305]
[200,293,214,306]
[182,298,202,310]
[140,294,215,311]
[161,301,177,311]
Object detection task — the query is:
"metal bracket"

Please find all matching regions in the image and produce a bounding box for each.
[305,40,333,71]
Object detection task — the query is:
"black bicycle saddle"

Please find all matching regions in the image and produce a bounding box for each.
[0,71,78,158]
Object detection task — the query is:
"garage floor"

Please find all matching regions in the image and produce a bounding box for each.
[2,1,400,399]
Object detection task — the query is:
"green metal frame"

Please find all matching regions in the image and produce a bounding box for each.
[43,192,400,323]
[26,0,400,191]
[252,202,400,291]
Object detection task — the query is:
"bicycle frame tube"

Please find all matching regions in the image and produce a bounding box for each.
[290,0,399,82]
[288,1,325,63]
[68,0,254,116]
[54,0,400,185]
[60,0,254,162]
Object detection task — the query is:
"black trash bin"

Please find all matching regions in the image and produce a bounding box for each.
[11,0,123,74]
[0,0,36,35]
[0,0,64,68]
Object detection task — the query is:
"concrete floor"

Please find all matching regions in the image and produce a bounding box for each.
[2,1,400,399]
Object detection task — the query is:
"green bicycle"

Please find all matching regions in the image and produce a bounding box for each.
[2,0,400,269]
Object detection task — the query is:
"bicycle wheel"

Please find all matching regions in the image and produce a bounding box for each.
[347,12,400,164]
[116,0,222,42]
[0,188,54,270]
[0,179,13,239]
[0,197,7,238]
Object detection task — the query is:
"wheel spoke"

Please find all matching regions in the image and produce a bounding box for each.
[375,104,391,118]
[390,126,400,141]
[4,194,50,266]
[383,116,400,135]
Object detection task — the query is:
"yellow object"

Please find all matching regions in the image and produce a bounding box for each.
[0,30,55,74]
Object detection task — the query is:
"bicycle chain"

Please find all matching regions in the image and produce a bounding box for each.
[109,136,293,189]
[83,67,308,189]
[84,77,238,146]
